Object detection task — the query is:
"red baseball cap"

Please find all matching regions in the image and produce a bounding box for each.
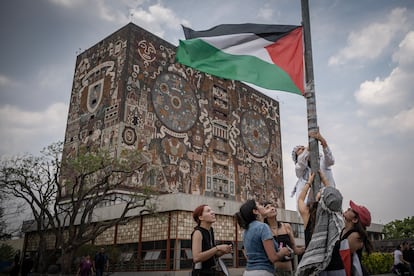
[350,200,371,228]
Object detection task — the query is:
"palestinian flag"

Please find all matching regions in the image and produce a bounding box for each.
[176,23,304,95]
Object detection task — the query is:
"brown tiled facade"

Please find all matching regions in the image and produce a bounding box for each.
[24,210,253,271]
[25,22,291,272]
[62,22,285,205]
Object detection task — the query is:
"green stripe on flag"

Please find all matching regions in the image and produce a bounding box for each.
[176,38,302,95]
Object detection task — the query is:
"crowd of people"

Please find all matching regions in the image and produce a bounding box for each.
[190,130,395,276]
[9,130,410,276]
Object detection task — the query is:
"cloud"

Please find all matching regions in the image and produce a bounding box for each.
[48,0,81,8]
[130,3,190,38]
[47,0,131,25]
[392,31,414,69]
[0,74,18,88]
[366,107,414,132]
[0,103,68,156]
[354,31,414,134]
[329,8,408,66]
[257,4,273,21]
[36,65,72,92]
[48,0,104,9]
[354,68,407,107]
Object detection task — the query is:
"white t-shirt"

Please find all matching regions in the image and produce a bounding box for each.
[394,249,403,265]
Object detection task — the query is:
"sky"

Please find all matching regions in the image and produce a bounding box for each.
[0,0,413,227]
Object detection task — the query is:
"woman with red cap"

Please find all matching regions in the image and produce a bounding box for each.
[319,200,373,276]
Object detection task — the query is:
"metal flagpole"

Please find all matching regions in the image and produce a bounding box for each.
[301,0,321,201]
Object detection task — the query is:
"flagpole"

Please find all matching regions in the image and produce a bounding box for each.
[301,0,321,201]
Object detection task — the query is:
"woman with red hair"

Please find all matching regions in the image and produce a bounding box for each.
[191,204,232,275]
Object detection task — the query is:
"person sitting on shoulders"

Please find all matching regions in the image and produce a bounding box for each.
[291,130,335,206]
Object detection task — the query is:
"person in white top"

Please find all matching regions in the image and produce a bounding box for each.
[393,242,413,275]
[291,130,335,206]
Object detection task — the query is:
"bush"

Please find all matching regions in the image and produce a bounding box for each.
[0,244,16,274]
[0,244,15,262]
[362,252,393,274]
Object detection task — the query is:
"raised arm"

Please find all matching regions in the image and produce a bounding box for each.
[310,131,335,167]
[309,130,327,148]
[298,172,315,227]
[318,170,329,187]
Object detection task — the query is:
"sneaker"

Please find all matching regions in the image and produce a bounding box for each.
[392,267,401,275]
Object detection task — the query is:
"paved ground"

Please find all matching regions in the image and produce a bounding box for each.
[106,270,398,276]
[29,269,400,275]
[29,272,399,276]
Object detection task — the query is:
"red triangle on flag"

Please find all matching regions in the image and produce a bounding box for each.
[265,27,304,94]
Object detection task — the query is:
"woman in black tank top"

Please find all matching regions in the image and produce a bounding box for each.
[191,204,232,275]
[263,201,305,276]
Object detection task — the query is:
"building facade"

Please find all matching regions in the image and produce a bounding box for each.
[52,22,285,272]
[62,23,285,205]
[22,23,383,273]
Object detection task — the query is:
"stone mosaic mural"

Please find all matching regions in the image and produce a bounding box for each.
[62,23,285,207]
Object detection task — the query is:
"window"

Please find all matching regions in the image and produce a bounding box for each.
[184,249,192,259]
[143,250,161,260]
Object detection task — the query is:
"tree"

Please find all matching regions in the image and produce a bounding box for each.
[0,185,24,240]
[0,199,10,240]
[383,216,414,240]
[0,142,159,273]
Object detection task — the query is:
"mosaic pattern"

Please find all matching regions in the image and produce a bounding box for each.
[213,214,235,241]
[116,217,140,244]
[61,22,284,206]
[95,226,115,245]
[240,110,271,158]
[152,73,199,133]
[122,126,137,145]
[141,214,169,241]
[175,211,196,240]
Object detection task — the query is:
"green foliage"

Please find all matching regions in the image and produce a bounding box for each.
[1,141,157,273]
[362,252,393,274]
[105,246,121,265]
[383,216,414,239]
[76,244,97,259]
[0,244,15,261]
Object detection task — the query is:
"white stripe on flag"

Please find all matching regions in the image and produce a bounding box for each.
[200,34,274,64]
